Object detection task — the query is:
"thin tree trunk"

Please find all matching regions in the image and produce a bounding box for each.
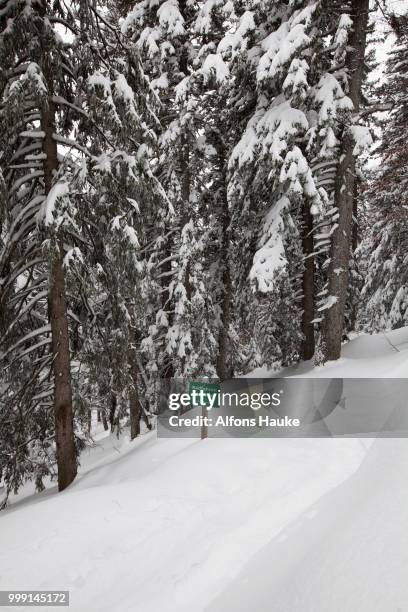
[180,137,192,298]
[216,210,232,380]
[301,199,315,360]
[352,183,359,253]
[141,409,152,431]
[179,0,192,375]
[349,182,359,330]
[161,231,175,379]
[324,0,369,360]
[179,124,192,375]
[109,394,117,432]
[102,413,109,431]
[42,94,77,491]
[134,352,153,431]
[128,323,142,440]
[129,380,141,440]
[215,137,232,381]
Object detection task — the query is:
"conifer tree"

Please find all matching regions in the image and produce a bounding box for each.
[361,12,408,330]
[0,0,81,493]
[323,0,370,359]
[122,0,229,379]
[223,2,323,367]
[0,0,162,500]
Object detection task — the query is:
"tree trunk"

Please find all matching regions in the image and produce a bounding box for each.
[215,137,232,381]
[128,324,142,440]
[42,94,77,491]
[179,126,192,376]
[352,184,359,253]
[324,0,369,360]
[179,0,192,375]
[129,382,141,440]
[109,394,117,432]
[349,182,359,331]
[180,136,192,298]
[102,413,109,431]
[161,231,175,379]
[49,245,77,491]
[216,209,232,380]
[301,199,315,360]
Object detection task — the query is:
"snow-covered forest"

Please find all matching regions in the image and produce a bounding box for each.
[0,0,408,612]
[2,0,407,500]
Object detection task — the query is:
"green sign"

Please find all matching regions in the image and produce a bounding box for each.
[189,381,220,408]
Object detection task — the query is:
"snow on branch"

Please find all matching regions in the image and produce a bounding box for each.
[38,181,69,227]
[249,196,289,293]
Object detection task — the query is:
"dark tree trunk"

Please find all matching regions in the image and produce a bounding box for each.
[301,199,315,360]
[102,413,109,431]
[48,249,77,490]
[352,184,359,253]
[216,209,232,380]
[129,382,141,440]
[128,324,142,440]
[42,86,77,491]
[141,408,152,431]
[180,136,192,298]
[215,137,232,381]
[179,125,192,376]
[161,231,175,379]
[179,0,192,375]
[109,394,117,432]
[349,182,359,331]
[324,0,369,360]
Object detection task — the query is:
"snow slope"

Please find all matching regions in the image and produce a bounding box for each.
[1,329,407,612]
[249,326,408,378]
[207,438,408,612]
[0,435,366,612]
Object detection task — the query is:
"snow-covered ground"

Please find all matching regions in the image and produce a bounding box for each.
[207,437,408,612]
[1,329,408,612]
[250,326,408,378]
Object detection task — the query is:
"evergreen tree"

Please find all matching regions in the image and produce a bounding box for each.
[361,12,408,330]
[0,0,82,496]
[0,0,161,502]
[122,0,229,379]
[322,0,370,359]
[222,1,330,368]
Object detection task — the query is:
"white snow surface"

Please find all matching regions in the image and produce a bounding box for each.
[249,326,408,379]
[1,328,408,612]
